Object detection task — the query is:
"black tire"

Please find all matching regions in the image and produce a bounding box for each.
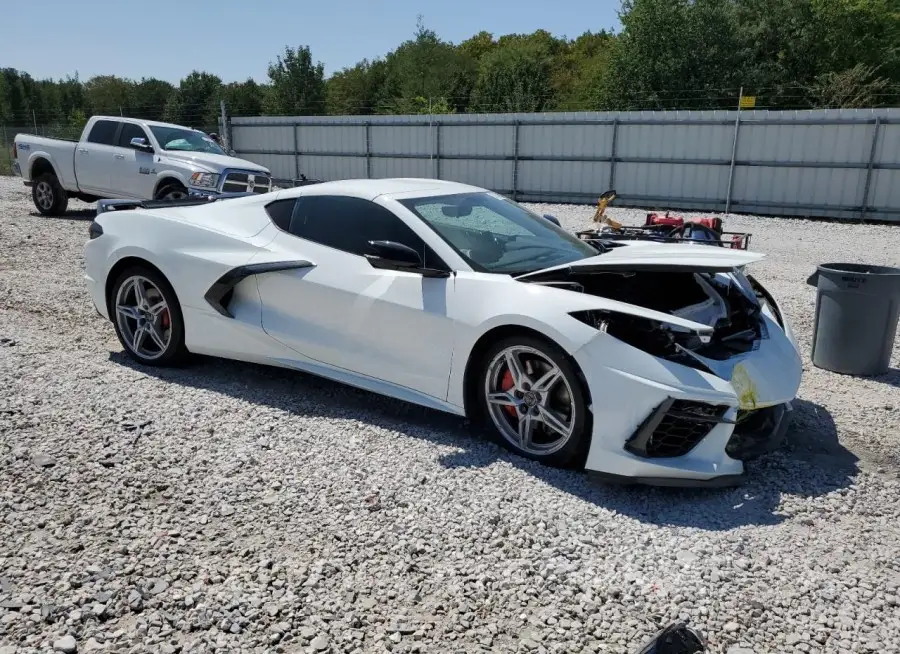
[475,334,592,469]
[109,265,188,367]
[31,172,69,216]
[154,181,188,201]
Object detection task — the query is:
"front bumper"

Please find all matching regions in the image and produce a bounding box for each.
[726,401,794,461]
[573,314,802,487]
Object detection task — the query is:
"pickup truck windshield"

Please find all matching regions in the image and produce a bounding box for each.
[398,192,598,275]
[149,126,226,155]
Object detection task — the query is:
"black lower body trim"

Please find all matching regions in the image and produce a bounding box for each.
[587,469,747,488]
[725,401,794,461]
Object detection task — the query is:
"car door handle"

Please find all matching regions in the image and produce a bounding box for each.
[114,154,125,160]
[78,148,89,154]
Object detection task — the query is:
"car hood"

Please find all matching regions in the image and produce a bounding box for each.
[159,151,270,175]
[514,242,766,281]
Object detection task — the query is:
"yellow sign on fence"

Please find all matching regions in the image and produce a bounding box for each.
[739,95,757,108]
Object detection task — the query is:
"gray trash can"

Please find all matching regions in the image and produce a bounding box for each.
[806,263,900,375]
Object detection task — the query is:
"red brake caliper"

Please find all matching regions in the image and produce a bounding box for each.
[500,369,517,418]
[160,309,171,329]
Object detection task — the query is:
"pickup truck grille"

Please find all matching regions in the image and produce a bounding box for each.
[221,172,272,194]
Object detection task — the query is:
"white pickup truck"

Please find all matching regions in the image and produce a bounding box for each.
[12,115,273,216]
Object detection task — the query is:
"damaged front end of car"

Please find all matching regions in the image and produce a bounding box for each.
[516,245,802,475]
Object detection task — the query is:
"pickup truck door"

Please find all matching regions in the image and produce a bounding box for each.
[76,119,122,195]
[113,122,157,199]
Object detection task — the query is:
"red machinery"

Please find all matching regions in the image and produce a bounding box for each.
[575,190,752,250]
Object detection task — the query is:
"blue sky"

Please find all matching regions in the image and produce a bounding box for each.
[1,0,621,83]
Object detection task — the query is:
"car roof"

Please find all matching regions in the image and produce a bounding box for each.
[277,178,487,201]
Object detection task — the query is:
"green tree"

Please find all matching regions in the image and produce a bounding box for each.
[806,64,894,109]
[161,91,184,125]
[378,17,476,114]
[223,79,265,117]
[177,71,222,128]
[549,31,614,110]
[736,0,900,107]
[470,42,554,112]
[83,75,134,116]
[325,59,387,115]
[598,0,745,110]
[132,78,176,120]
[458,31,497,62]
[264,45,326,116]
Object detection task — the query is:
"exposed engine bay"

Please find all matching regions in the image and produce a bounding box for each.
[524,267,769,370]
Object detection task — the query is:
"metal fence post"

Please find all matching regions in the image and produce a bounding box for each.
[1,123,10,174]
[512,121,521,201]
[725,91,744,214]
[219,100,229,150]
[293,123,301,181]
[434,122,441,180]
[365,122,372,179]
[860,116,881,221]
[608,118,619,190]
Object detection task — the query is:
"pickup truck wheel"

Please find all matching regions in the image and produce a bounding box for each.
[32,173,69,216]
[155,182,188,201]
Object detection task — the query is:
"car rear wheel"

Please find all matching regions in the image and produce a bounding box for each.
[110,266,187,367]
[32,173,69,216]
[477,335,591,468]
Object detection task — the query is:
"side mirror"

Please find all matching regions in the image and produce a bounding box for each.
[130,137,154,153]
[366,240,423,269]
[542,213,561,226]
[364,240,450,278]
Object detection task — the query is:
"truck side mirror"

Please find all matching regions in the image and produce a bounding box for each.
[129,137,154,153]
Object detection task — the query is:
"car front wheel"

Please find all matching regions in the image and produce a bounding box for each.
[477,335,591,468]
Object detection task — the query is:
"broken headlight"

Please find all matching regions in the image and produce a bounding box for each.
[570,310,707,357]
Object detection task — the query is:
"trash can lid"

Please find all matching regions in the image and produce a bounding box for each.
[818,262,900,276]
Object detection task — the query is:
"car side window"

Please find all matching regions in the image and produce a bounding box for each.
[264,199,295,232]
[118,123,150,148]
[86,120,120,146]
[286,195,445,269]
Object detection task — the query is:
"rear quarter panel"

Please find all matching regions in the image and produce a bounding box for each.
[16,136,78,189]
[90,206,277,316]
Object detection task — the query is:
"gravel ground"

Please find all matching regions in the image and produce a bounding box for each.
[1,175,899,654]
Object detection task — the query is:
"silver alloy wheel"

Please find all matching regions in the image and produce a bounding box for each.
[35,181,54,210]
[115,275,172,360]
[484,345,577,456]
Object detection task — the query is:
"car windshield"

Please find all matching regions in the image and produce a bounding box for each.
[398,192,599,274]
[149,126,226,155]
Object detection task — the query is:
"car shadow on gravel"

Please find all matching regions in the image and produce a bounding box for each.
[28,208,95,221]
[111,353,858,531]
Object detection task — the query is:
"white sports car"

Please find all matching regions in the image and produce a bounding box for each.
[83,178,802,486]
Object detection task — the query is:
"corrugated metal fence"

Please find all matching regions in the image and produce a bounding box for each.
[229,108,900,222]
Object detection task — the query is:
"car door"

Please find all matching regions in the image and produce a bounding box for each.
[255,194,458,401]
[76,119,121,194]
[113,122,157,198]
